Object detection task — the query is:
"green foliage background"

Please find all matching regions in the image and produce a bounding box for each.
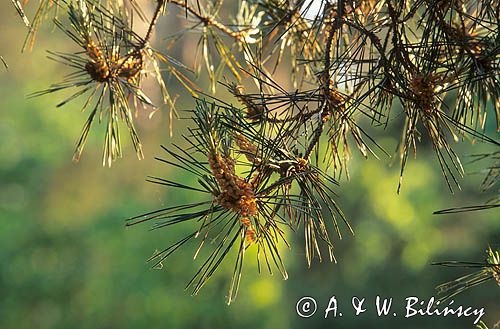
[0,2,498,328]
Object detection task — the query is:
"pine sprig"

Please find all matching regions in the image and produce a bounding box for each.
[433,246,500,303]
[127,98,353,301]
[32,0,197,166]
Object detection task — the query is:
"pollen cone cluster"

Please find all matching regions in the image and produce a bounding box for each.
[208,151,258,243]
[234,133,258,164]
[492,266,500,287]
[85,39,144,83]
[410,74,440,114]
[322,80,348,122]
[207,151,257,216]
[85,40,110,82]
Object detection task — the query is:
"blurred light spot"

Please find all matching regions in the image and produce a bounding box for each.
[249,278,280,308]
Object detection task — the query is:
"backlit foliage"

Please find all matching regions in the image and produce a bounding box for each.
[12,0,499,303]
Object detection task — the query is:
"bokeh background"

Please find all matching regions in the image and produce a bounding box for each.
[0,1,498,329]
